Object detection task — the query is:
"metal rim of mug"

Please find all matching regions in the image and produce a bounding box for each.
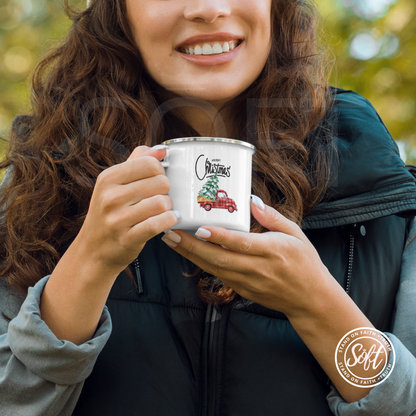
[162,137,256,153]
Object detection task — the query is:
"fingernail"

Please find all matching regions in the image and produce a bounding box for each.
[173,210,181,219]
[165,230,181,244]
[162,230,181,247]
[251,195,265,211]
[195,228,211,239]
[162,237,177,248]
[150,144,169,151]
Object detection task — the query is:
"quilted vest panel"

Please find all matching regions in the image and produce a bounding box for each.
[73,214,409,416]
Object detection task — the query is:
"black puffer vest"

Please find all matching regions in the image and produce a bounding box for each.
[73,90,416,416]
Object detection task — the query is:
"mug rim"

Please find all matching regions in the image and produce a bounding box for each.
[162,137,256,152]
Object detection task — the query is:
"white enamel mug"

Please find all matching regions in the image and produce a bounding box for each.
[161,137,256,233]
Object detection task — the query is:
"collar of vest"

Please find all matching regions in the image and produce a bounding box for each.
[302,89,416,230]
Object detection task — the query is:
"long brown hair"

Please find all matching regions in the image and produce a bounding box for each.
[0,0,334,303]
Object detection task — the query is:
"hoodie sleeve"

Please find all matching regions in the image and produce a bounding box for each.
[0,275,112,416]
[326,218,416,416]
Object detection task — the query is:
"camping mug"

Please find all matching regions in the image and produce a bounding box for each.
[161,137,256,233]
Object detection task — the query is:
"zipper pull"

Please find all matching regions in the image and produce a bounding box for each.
[341,223,366,238]
[133,258,143,294]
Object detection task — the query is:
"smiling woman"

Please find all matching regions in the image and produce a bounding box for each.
[126,0,271,103]
[1,0,416,415]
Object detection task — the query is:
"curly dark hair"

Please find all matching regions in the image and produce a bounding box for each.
[0,0,334,304]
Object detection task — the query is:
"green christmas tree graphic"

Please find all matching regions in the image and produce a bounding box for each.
[198,172,219,201]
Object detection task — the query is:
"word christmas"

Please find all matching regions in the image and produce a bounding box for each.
[195,155,231,181]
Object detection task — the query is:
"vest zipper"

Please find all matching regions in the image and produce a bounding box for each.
[341,223,366,295]
[346,234,354,295]
[327,223,366,387]
[133,257,143,294]
[209,306,217,416]
[204,303,222,416]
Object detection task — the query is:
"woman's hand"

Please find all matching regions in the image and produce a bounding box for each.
[162,196,379,403]
[78,145,179,275]
[161,196,332,318]
[42,145,180,345]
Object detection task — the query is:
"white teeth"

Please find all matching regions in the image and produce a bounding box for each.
[202,44,213,55]
[181,40,240,55]
[212,43,222,54]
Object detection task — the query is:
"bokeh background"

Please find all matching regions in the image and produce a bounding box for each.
[0,0,415,164]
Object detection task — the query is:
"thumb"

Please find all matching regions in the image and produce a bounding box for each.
[250,195,303,238]
[127,144,169,162]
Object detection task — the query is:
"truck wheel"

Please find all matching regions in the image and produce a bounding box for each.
[228,206,234,213]
[204,204,212,211]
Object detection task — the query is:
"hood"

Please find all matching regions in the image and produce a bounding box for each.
[302,88,416,230]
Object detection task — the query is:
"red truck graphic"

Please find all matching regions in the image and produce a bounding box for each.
[197,190,238,213]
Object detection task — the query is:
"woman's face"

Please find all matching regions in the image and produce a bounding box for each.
[126,0,272,105]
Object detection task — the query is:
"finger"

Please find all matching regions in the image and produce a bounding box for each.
[96,173,170,215]
[128,209,179,245]
[100,155,166,187]
[121,174,170,205]
[123,155,168,185]
[127,145,150,161]
[250,195,303,239]
[162,230,253,275]
[110,195,173,229]
[165,238,245,290]
[144,144,169,161]
[98,145,168,186]
[162,232,260,298]
[127,144,168,162]
[191,225,270,257]
[170,244,244,289]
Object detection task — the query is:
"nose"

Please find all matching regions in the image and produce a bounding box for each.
[184,0,231,24]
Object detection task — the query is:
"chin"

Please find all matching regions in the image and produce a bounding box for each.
[169,86,240,104]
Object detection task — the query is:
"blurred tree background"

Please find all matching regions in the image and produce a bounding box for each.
[0,0,415,164]
[317,0,416,163]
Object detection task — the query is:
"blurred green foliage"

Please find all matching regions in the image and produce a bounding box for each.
[0,0,415,166]
[318,0,416,163]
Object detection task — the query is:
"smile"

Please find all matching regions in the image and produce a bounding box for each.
[178,40,242,56]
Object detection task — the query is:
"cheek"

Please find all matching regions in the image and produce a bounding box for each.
[237,0,272,54]
[236,0,271,24]
[254,4,272,43]
[126,1,178,59]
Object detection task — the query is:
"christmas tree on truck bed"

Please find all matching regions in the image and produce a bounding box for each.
[197,172,219,202]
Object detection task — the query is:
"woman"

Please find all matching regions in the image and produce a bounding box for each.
[1,0,416,415]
